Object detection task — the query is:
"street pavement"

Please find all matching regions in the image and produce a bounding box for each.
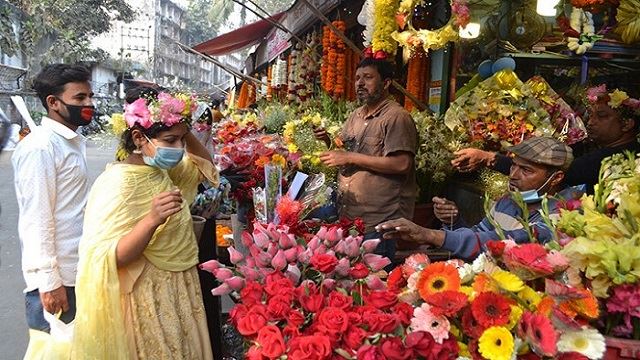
[0,137,116,359]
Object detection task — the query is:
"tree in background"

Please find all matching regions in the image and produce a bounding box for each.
[206,0,294,31]
[0,0,135,66]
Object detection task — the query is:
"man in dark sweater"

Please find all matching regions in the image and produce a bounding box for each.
[452,85,640,194]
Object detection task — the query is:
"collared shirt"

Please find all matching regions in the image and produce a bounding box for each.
[338,99,418,232]
[12,117,88,292]
[441,186,585,261]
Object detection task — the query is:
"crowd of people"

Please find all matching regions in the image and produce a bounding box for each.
[9,59,640,358]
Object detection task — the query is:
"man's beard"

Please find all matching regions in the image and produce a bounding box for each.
[357,84,385,106]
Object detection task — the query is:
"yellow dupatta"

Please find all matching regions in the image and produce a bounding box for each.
[71,155,218,359]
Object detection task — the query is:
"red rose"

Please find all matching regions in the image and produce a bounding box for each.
[240,281,264,305]
[430,335,459,360]
[310,253,339,273]
[387,267,407,292]
[391,302,414,327]
[245,345,264,360]
[348,262,369,279]
[288,335,332,360]
[366,313,399,334]
[349,305,379,325]
[327,291,353,310]
[266,295,291,321]
[405,331,435,358]
[364,290,398,310]
[356,345,385,360]
[380,337,413,360]
[295,281,318,300]
[229,304,248,327]
[486,240,506,257]
[265,275,294,298]
[256,325,285,359]
[300,293,324,313]
[288,309,305,327]
[316,307,350,337]
[283,324,301,338]
[353,218,366,234]
[236,307,268,336]
[343,325,368,351]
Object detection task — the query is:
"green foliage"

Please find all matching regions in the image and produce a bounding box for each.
[185,0,219,45]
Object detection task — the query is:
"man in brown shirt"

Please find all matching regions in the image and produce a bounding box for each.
[315,58,418,264]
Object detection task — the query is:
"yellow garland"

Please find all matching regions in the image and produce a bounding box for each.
[372,0,400,55]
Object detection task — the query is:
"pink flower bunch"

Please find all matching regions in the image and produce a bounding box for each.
[586,84,607,103]
[200,221,391,297]
[605,284,640,338]
[452,0,471,28]
[488,241,570,280]
[123,92,198,129]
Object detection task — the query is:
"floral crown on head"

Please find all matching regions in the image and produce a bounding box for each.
[123,92,199,129]
[585,85,640,115]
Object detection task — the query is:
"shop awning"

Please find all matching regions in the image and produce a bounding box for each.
[193,12,286,56]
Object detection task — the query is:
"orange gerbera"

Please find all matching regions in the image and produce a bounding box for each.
[472,273,500,294]
[537,296,555,317]
[558,289,600,319]
[417,262,461,301]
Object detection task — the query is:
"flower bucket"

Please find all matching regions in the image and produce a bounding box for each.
[604,337,640,359]
[192,215,206,243]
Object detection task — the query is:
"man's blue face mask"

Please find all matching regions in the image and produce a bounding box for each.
[143,135,184,169]
[511,171,559,204]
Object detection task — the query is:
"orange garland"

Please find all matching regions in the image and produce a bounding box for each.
[404,50,429,111]
[322,21,347,99]
[236,81,249,109]
[266,65,273,100]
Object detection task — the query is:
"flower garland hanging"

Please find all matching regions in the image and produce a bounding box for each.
[370,0,401,58]
[392,0,470,56]
[566,7,602,54]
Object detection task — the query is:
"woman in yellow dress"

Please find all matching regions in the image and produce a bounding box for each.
[71,92,217,359]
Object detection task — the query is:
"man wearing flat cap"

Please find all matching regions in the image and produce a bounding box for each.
[376,136,583,261]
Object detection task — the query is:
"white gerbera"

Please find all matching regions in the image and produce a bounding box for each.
[557,328,606,360]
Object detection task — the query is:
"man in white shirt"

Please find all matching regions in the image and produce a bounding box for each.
[12,64,94,332]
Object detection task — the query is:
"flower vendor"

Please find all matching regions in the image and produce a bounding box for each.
[452,84,640,194]
[314,58,418,266]
[71,91,218,359]
[377,136,583,261]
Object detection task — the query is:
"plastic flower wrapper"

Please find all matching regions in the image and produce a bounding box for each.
[444,70,563,151]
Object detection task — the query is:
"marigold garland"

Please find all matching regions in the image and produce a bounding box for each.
[404,49,429,110]
[321,21,347,99]
[236,81,249,109]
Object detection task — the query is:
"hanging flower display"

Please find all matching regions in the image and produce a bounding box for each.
[321,21,347,99]
[404,49,428,111]
[566,7,602,55]
[392,0,470,56]
[370,0,401,58]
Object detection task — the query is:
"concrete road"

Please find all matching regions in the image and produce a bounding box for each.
[0,137,116,359]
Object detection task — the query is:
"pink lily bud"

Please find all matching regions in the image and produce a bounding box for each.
[344,238,360,258]
[285,264,301,284]
[316,226,328,240]
[211,283,232,296]
[249,244,261,258]
[322,278,336,292]
[245,257,256,268]
[337,279,354,291]
[333,240,347,255]
[366,275,386,290]
[314,244,328,256]
[238,265,259,282]
[256,251,272,267]
[228,246,244,265]
[224,276,246,291]
[334,258,351,277]
[213,267,233,281]
[279,233,297,249]
[362,239,381,253]
[199,259,223,273]
[242,232,253,248]
[325,227,341,243]
[364,254,391,272]
[253,231,270,249]
[307,236,321,251]
[267,243,278,257]
[271,250,287,271]
[298,248,313,264]
[284,247,299,263]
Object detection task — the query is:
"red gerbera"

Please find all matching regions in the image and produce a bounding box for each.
[387,267,407,293]
[518,311,558,357]
[486,240,506,257]
[503,243,555,280]
[471,292,511,328]
[426,291,468,317]
[461,306,484,339]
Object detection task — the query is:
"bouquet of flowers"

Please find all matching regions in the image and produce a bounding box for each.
[556,152,640,339]
[389,243,606,360]
[202,220,454,359]
[444,70,581,151]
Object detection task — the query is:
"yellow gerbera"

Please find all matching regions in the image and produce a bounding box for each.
[608,89,629,108]
[518,286,542,308]
[271,154,287,168]
[491,269,524,292]
[506,305,523,330]
[478,326,514,360]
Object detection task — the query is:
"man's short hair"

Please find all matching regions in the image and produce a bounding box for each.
[32,64,91,110]
[507,136,574,171]
[357,58,395,81]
